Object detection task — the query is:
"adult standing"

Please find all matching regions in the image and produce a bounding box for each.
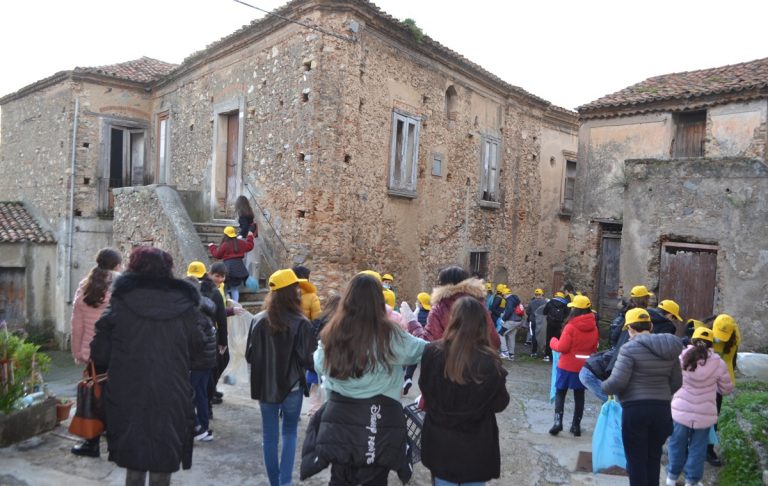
[419,297,509,486]
[406,266,500,350]
[526,288,547,358]
[69,248,122,458]
[602,308,683,486]
[90,247,203,486]
[548,295,599,437]
[245,269,316,486]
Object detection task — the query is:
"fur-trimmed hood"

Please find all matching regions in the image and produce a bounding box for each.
[430,278,486,306]
[111,272,200,320]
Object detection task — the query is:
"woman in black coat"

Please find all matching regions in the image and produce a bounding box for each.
[90,247,203,486]
[419,296,510,485]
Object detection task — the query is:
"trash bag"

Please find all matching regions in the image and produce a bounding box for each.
[244,275,260,292]
[535,306,547,351]
[592,397,626,473]
[549,351,560,403]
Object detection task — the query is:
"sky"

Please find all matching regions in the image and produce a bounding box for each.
[2,0,768,110]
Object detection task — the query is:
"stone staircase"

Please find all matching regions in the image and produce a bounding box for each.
[194,221,268,314]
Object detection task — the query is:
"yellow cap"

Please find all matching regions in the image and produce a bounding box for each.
[692,327,714,343]
[625,308,651,325]
[496,283,506,293]
[269,269,313,293]
[417,292,431,311]
[383,289,396,308]
[713,314,736,341]
[554,291,566,298]
[186,261,206,279]
[534,288,544,295]
[630,285,653,298]
[223,226,237,238]
[658,299,681,321]
[567,294,591,309]
[486,282,493,291]
[358,270,382,282]
[382,274,394,281]
[687,319,706,329]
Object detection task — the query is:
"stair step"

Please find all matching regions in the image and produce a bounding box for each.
[193,222,234,235]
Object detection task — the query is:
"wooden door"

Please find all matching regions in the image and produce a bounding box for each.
[673,111,706,157]
[225,113,239,217]
[597,231,621,323]
[659,242,717,321]
[0,268,25,326]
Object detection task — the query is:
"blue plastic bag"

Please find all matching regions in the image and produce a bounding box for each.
[244,275,260,292]
[592,397,626,473]
[549,351,560,403]
[496,317,504,333]
[708,425,719,445]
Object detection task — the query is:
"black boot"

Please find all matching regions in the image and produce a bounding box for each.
[570,416,582,436]
[71,437,100,458]
[570,389,584,437]
[706,444,722,467]
[549,412,564,435]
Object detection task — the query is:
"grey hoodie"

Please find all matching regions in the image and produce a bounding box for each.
[602,333,683,403]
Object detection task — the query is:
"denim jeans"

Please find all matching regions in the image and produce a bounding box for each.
[190,369,211,431]
[667,421,709,484]
[434,478,486,486]
[259,390,303,486]
[578,366,608,403]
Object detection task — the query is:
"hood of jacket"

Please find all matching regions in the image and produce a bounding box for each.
[568,312,597,332]
[112,272,200,320]
[430,278,485,307]
[636,332,684,360]
[681,346,723,383]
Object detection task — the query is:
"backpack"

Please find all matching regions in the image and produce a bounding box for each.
[547,301,568,323]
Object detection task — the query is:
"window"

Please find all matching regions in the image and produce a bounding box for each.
[480,136,501,202]
[445,85,458,121]
[562,159,577,213]
[156,112,169,184]
[470,251,489,278]
[673,110,706,157]
[431,153,443,176]
[388,110,421,197]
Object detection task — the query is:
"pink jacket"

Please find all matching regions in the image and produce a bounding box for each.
[671,346,734,429]
[70,278,111,363]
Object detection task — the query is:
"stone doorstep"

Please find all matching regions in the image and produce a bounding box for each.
[0,398,58,448]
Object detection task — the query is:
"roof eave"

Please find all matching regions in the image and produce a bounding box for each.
[0,71,71,105]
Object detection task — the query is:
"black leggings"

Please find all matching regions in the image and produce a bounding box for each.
[554,388,585,421]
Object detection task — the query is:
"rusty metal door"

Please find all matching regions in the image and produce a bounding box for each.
[0,268,25,326]
[659,242,717,321]
[597,229,621,323]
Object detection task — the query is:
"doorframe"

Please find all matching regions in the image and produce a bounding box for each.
[99,116,148,214]
[210,96,246,222]
[596,222,623,323]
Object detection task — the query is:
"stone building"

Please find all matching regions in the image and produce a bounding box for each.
[0,0,577,344]
[571,57,768,349]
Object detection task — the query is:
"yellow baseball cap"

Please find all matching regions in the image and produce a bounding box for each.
[625,308,651,325]
[658,299,681,321]
[269,269,313,293]
[358,270,382,282]
[486,282,492,291]
[417,292,431,311]
[713,314,736,341]
[554,291,565,298]
[223,226,237,238]
[186,261,206,279]
[630,285,653,298]
[383,289,396,308]
[567,294,591,309]
[534,288,544,295]
[382,274,394,281]
[496,283,506,293]
[692,327,714,343]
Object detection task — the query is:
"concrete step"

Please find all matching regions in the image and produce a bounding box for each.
[193,221,234,235]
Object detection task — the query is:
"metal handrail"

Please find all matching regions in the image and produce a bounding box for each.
[242,181,290,262]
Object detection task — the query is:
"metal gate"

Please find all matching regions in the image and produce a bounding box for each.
[658,242,718,321]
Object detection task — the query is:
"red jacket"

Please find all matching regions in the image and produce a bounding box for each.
[209,234,254,260]
[407,278,500,350]
[550,313,599,372]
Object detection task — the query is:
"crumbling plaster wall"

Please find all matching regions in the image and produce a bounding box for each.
[706,100,767,159]
[622,158,768,350]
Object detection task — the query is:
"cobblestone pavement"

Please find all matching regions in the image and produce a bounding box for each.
[0,348,719,485]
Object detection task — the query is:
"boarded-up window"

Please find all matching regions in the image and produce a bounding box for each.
[562,159,577,212]
[481,136,501,202]
[470,251,489,278]
[659,242,717,320]
[388,110,421,197]
[673,111,706,157]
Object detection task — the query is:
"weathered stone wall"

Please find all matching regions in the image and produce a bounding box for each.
[622,158,768,350]
[707,100,768,159]
[112,185,209,277]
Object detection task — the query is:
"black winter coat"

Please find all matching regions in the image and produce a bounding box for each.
[190,296,218,371]
[90,273,202,473]
[199,277,227,346]
[648,307,677,335]
[418,343,509,483]
[245,310,316,403]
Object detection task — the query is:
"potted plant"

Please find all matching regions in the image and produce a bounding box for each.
[56,398,73,423]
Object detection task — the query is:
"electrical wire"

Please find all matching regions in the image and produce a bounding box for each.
[232,0,356,43]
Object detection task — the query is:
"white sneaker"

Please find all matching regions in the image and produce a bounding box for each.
[193,427,208,441]
[500,352,511,360]
[543,356,550,362]
[665,476,677,486]
[684,482,703,486]
[402,378,413,395]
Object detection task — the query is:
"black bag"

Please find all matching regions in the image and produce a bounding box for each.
[68,361,107,439]
[584,349,615,381]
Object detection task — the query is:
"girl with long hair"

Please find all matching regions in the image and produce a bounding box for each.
[234,195,256,238]
[548,295,599,437]
[418,297,509,486]
[69,247,122,458]
[208,225,254,301]
[245,269,316,486]
[310,273,426,485]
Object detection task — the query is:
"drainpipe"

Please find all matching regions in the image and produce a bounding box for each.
[66,97,79,303]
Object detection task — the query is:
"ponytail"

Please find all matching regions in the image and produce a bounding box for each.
[682,338,711,371]
[82,248,121,307]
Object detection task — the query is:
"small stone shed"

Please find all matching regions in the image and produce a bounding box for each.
[571,57,768,349]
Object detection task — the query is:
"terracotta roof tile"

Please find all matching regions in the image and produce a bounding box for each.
[0,202,56,243]
[579,57,768,113]
[75,56,178,84]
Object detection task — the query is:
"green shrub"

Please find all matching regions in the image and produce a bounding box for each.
[0,331,52,414]
[718,380,768,485]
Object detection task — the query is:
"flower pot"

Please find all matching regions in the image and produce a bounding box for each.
[56,402,73,423]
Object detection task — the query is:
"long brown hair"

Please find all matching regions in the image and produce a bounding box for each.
[82,248,121,307]
[440,296,502,385]
[682,338,712,371]
[220,234,241,253]
[319,274,401,379]
[264,283,303,334]
[235,195,254,219]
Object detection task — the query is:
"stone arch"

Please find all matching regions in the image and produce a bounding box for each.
[445,85,458,121]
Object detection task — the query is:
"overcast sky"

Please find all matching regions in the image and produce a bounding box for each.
[2,0,767,110]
